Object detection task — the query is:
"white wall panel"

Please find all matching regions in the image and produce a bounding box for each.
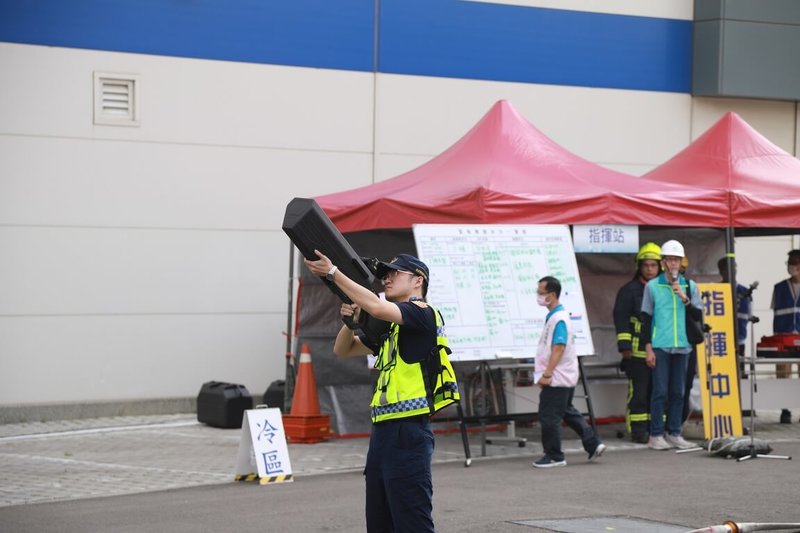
[374,73,692,173]
[0,227,290,316]
[0,136,371,230]
[692,98,798,153]
[0,43,374,153]
[519,88,691,170]
[465,0,693,19]
[0,313,286,403]
[0,43,376,408]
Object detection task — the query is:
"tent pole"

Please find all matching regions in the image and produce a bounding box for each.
[284,242,296,412]
[725,227,742,383]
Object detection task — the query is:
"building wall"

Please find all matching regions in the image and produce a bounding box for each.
[0,43,375,405]
[1,0,798,412]
[693,0,800,101]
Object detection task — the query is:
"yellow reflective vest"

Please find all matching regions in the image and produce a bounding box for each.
[370,302,460,423]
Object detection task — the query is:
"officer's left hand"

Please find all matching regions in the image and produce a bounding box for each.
[304,249,333,277]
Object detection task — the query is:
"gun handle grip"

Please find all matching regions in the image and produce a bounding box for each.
[343,305,366,329]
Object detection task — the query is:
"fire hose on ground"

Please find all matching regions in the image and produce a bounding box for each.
[686,522,800,533]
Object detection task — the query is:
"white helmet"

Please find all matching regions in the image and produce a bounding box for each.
[660,240,685,258]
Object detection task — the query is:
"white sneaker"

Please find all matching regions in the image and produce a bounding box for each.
[587,443,606,461]
[647,435,672,450]
[665,434,695,450]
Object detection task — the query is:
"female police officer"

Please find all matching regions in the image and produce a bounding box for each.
[305,250,458,533]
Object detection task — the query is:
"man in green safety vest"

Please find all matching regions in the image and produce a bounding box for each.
[305,250,459,533]
[640,240,701,451]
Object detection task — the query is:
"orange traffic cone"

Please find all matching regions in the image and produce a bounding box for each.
[282,344,331,443]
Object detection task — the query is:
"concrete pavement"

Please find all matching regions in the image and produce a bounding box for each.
[1,411,799,532]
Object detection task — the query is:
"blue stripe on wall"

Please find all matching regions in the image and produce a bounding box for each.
[0,0,376,72]
[379,0,692,93]
[0,0,692,93]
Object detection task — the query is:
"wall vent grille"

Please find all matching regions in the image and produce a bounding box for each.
[94,72,139,126]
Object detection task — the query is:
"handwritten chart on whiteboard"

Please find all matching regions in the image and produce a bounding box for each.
[413,224,594,361]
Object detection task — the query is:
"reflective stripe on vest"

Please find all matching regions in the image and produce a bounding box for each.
[370,305,460,423]
[773,280,800,333]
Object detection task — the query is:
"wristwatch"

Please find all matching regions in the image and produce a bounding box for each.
[325,265,338,281]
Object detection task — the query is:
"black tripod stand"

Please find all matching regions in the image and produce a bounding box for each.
[738,314,791,462]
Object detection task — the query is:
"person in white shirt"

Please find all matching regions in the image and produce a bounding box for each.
[532,276,606,468]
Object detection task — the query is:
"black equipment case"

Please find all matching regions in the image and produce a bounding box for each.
[262,379,286,412]
[196,381,253,428]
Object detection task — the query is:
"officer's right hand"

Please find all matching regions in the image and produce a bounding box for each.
[621,350,632,360]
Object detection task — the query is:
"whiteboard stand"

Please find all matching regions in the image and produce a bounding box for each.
[474,361,526,453]
[485,420,527,447]
[485,368,527,448]
[458,358,599,460]
[576,357,599,435]
[456,402,472,467]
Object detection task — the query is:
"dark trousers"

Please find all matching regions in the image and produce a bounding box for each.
[539,386,600,462]
[650,349,688,436]
[364,415,435,533]
[622,357,651,437]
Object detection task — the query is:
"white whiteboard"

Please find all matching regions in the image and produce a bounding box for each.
[413,224,594,361]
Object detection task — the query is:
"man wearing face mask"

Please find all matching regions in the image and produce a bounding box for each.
[613,242,661,443]
[639,240,702,451]
[533,276,606,468]
[771,249,800,424]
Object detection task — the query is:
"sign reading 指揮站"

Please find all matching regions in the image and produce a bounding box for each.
[412,224,593,361]
[572,224,639,254]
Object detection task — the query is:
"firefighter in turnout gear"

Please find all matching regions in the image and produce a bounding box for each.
[305,250,458,533]
[613,242,661,443]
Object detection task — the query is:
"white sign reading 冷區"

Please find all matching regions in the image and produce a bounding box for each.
[234,408,293,485]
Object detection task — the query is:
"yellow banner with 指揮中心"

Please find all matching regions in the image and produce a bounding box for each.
[696,283,743,440]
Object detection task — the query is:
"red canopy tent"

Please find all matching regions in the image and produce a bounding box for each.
[316,100,730,231]
[643,112,800,230]
[300,101,734,432]
[642,111,800,349]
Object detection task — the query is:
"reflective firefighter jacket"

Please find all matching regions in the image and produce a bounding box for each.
[613,276,649,359]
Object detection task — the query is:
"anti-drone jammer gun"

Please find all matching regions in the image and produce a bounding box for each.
[282,197,391,347]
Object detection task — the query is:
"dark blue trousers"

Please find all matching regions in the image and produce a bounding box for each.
[364,415,435,533]
[650,349,688,436]
[539,386,600,462]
